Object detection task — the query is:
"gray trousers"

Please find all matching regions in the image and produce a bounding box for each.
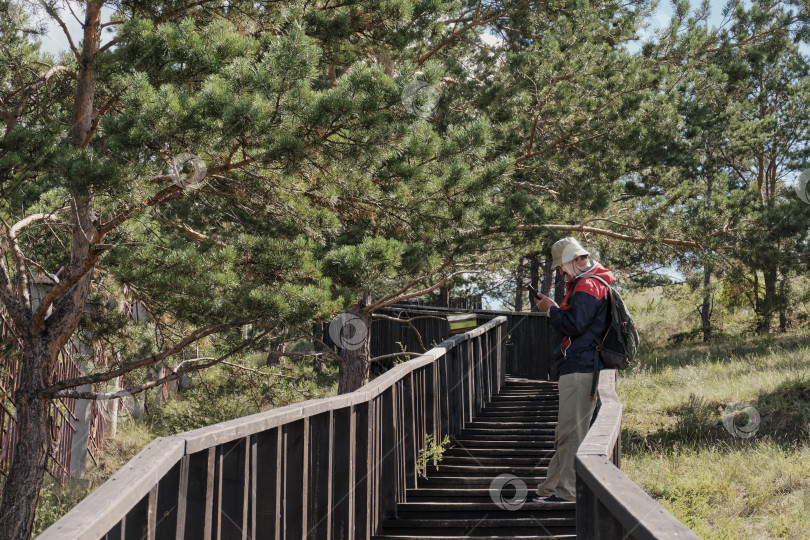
[535,372,598,501]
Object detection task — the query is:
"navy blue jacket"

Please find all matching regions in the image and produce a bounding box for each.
[548,263,616,376]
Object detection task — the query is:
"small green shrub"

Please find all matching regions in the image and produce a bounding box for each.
[416,434,451,479]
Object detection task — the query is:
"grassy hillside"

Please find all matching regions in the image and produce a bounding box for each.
[621,285,810,539]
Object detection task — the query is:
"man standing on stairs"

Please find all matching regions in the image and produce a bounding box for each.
[529,237,616,503]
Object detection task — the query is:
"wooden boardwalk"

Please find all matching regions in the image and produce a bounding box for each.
[374,377,575,539]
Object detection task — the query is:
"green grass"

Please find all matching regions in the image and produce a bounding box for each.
[619,285,810,539]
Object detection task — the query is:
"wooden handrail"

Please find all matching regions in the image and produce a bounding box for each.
[41,316,508,540]
[40,309,701,540]
[575,370,700,540]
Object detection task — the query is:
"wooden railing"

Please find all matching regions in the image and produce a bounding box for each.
[40,316,508,540]
[376,304,558,380]
[42,307,701,540]
[575,370,700,540]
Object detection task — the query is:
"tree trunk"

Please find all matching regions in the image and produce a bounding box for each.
[757,266,777,333]
[554,269,566,305]
[540,258,553,297]
[700,265,712,342]
[778,275,788,332]
[514,257,525,312]
[0,341,58,540]
[337,307,372,394]
[528,254,540,312]
[438,286,449,308]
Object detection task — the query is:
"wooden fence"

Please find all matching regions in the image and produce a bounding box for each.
[0,306,91,484]
[314,306,556,379]
[40,316,508,540]
[375,305,558,380]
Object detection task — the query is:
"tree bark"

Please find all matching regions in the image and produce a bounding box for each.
[514,257,524,312]
[554,269,566,305]
[528,254,540,312]
[757,266,777,333]
[700,265,712,342]
[0,340,59,539]
[778,276,788,332]
[540,258,553,297]
[337,306,372,394]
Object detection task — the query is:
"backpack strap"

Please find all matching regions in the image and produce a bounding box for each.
[571,274,614,347]
[573,274,610,401]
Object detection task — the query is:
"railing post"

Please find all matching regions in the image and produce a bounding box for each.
[281,419,306,539]
[379,387,398,521]
[307,411,332,538]
[330,406,354,540]
[473,336,483,415]
[353,402,370,540]
[402,373,417,491]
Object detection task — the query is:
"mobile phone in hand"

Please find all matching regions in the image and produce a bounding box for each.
[526,283,541,300]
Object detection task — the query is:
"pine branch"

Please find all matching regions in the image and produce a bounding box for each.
[366,270,468,313]
[42,321,249,395]
[36,2,81,62]
[6,65,75,132]
[370,352,422,363]
[371,313,427,352]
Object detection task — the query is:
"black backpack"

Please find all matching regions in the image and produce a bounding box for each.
[575,275,640,399]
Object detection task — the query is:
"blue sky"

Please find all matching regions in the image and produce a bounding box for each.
[37,1,736,56]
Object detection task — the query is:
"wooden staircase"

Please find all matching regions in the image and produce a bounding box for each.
[373,377,576,539]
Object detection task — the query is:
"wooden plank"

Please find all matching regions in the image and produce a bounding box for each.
[307,411,332,539]
[204,447,215,540]
[175,456,190,540]
[380,387,398,521]
[249,436,257,540]
[473,336,483,414]
[147,485,158,540]
[282,419,305,540]
[252,428,279,539]
[123,493,149,540]
[438,353,450,439]
[177,450,212,540]
[37,437,185,540]
[215,446,223,540]
[242,436,249,540]
[354,402,370,540]
[330,406,353,540]
[402,373,416,491]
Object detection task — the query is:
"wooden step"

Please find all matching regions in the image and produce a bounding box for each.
[379,378,573,539]
[371,533,577,540]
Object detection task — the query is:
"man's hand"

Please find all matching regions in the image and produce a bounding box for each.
[533,293,558,313]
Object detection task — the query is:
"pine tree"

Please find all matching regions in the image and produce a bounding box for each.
[0,0,506,535]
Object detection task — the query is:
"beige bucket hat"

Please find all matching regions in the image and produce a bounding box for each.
[551,237,589,270]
